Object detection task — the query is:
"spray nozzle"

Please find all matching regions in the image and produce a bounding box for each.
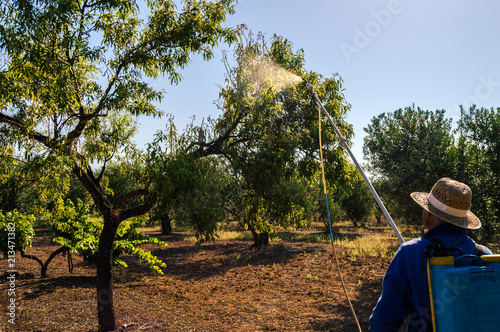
[303,78,319,103]
[302,78,315,94]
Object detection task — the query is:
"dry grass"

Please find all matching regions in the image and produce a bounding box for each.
[138,221,403,259]
[334,233,400,259]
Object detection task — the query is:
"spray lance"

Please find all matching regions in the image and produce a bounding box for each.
[304,79,405,244]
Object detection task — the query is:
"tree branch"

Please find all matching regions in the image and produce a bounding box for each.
[65,113,96,145]
[19,249,44,269]
[114,188,150,212]
[72,165,113,218]
[117,193,157,222]
[0,113,53,147]
[41,246,70,277]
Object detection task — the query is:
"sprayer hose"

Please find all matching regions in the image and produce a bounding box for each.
[318,105,362,332]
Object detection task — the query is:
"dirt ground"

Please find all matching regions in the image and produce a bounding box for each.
[0,229,393,332]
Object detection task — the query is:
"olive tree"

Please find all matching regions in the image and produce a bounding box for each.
[453,105,500,241]
[363,106,454,227]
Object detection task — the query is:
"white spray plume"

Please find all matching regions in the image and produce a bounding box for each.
[239,55,302,99]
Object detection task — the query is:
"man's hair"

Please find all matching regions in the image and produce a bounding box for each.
[431,212,447,225]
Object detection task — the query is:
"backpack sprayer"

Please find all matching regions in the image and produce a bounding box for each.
[424,240,500,331]
[303,79,405,244]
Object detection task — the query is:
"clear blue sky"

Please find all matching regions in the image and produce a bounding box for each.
[137,0,500,161]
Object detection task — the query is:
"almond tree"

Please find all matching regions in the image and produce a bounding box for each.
[205,32,357,246]
[0,1,237,330]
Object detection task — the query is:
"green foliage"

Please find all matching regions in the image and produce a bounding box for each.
[363,106,454,227]
[453,106,500,241]
[171,157,226,245]
[363,104,500,240]
[1,0,238,328]
[0,0,239,220]
[50,201,101,263]
[339,176,376,227]
[101,160,147,208]
[0,159,21,212]
[50,200,166,274]
[0,210,36,258]
[147,129,228,245]
[318,193,346,228]
[112,220,166,274]
[209,31,356,241]
[0,147,72,216]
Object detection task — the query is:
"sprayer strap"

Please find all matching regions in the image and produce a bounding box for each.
[427,237,463,254]
[426,237,484,257]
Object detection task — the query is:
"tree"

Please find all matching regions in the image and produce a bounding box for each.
[169,155,227,245]
[144,116,230,243]
[0,155,21,212]
[0,130,40,214]
[339,175,376,227]
[50,200,166,274]
[206,32,357,246]
[453,105,500,241]
[363,106,454,227]
[0,201,166,278]
[0,209,73,278]
[0,1,237,330]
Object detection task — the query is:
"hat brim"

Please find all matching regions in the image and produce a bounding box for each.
[410,192,481,230]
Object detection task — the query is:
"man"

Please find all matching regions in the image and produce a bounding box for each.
[369,178,492,331]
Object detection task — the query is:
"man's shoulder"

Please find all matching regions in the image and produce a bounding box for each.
[475,243,494,255]
[394,237,429,260]
[400,237,430,250]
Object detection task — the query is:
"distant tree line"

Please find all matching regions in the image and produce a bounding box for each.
[363,105,500,242]
[4,103,498,255]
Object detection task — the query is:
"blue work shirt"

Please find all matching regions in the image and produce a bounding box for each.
[369,223,492,332]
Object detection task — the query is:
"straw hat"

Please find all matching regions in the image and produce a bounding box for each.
[410,178,481,230]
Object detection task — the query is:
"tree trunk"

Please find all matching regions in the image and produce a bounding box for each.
[258,232,269,246]
[41,246,70,277]
[97,219,120,332]
[72,165,155,331]
[248,224,269,248]
[20,246,68,278]
[161,211,172,235]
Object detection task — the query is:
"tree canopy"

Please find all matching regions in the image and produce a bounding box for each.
[453,106,500,240]
[363,104,500,240]
[0,1,238,330]
[363,105,454,226]
[206,32,358,245]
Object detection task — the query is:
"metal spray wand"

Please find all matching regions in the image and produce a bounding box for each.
[305,80,405,244]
